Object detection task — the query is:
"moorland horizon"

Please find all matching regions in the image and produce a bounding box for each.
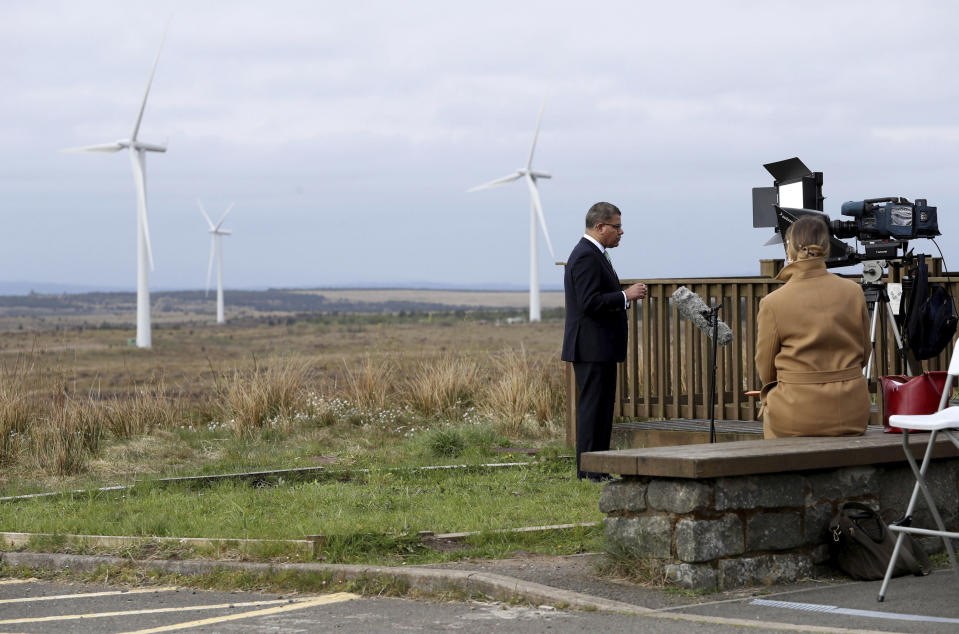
[0,279,566,297]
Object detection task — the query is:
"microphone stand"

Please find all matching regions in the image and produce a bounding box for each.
[701,303,723,444]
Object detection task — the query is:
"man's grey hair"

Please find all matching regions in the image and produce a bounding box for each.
[585,202,621,229]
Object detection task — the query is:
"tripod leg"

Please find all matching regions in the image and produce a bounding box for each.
[866,302,881,381]
[884,301,914,375]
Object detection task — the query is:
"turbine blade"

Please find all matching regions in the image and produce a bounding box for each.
[131,22,169,142]
[60,142,124,153]
[764,232,784,246]
[526,101,545,170]
[130,150,155,271]
[197,200,215,230]
[215,202,235,230]
[467,172,523,192]
[135,142,167,153]
[206,235,216,295]
[526,174,555,260]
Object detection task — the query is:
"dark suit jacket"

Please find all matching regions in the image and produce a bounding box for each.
[561,237,629,363]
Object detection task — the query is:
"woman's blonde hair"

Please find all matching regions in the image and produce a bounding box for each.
[786,215,830,261]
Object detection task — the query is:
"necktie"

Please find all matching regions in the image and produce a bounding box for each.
[604,251,617,275]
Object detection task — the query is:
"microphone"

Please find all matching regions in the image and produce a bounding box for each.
[669,286,734,345]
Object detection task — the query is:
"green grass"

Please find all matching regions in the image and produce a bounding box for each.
[1,464,599,537]
[0,453,604,564]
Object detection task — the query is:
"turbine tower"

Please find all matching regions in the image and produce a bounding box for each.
[61,29,168,348]
[197,200,234,324]
[468,103,555,322]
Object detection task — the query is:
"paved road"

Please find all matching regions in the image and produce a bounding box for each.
[3,557,959,633]
[0,579,745,633]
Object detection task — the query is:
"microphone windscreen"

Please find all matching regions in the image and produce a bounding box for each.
[669,286,734,345]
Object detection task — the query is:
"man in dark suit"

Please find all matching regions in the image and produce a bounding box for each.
[562,202,647,481]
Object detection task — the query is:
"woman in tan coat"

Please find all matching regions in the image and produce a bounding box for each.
[756,216,872,438]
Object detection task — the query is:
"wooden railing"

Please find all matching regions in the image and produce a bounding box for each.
[564,259,957,443]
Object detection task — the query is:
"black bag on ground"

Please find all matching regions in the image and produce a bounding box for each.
[828,502,931,580]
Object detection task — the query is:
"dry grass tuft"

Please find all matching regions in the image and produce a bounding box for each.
[1,350,194,474]
[30,399,103,475]
[403,356,479,417]
[0,352,42,465]
[594,550,670,587]
[0,351,104,474]
[341,354,396,412]
[212,356,312,436]
[483,346,563,436]
[103,380,184,439]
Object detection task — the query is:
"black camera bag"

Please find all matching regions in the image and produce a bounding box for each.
[828,502,931,580]
[906,254,958,360]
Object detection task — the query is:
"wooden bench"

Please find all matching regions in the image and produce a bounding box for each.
[582,429,959,591]
[584,428,959,478]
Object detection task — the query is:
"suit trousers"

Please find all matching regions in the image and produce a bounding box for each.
[573,361,618,479]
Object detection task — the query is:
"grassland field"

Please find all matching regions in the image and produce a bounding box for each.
[0,288,603,567]
[0,289,565,400]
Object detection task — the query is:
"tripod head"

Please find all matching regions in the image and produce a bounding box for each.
[859,258,909,314]
[857,239,914,287]
[861,260,886,285]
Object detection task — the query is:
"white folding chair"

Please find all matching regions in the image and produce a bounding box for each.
[878,347,959,602]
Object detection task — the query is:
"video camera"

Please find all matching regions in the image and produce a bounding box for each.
[752,156,957,373]
[833,198,939,241]
[752,157,940,268]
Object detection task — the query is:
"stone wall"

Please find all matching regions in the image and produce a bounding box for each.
[600,459,959,590]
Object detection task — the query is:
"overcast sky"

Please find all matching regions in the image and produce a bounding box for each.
[3,0,959,291]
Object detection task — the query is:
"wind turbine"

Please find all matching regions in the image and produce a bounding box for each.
[61,29,168,348]
[197,200,234,324]
[468,103,555,322]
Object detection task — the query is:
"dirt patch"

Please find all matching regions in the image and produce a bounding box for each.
[421,536,470,553]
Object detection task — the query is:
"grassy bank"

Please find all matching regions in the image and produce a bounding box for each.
[3,463,603,564]
[1,418,602,565]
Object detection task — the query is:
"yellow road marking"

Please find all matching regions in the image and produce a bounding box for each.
[0,578,38,585]
[0,598,290,625]
[119,593,358,634]
[0,586,179,604]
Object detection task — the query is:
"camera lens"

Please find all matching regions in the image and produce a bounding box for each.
[830,220,858,239]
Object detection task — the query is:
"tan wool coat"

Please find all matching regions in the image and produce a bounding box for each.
[756,257,871,439]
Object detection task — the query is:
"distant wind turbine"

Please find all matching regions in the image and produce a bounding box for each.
[61,27,168,348]
[197,200,234,324]
[468,103,555,322]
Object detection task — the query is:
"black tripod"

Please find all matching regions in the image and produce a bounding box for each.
[702,303,724,444]
[862,280,913,381]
